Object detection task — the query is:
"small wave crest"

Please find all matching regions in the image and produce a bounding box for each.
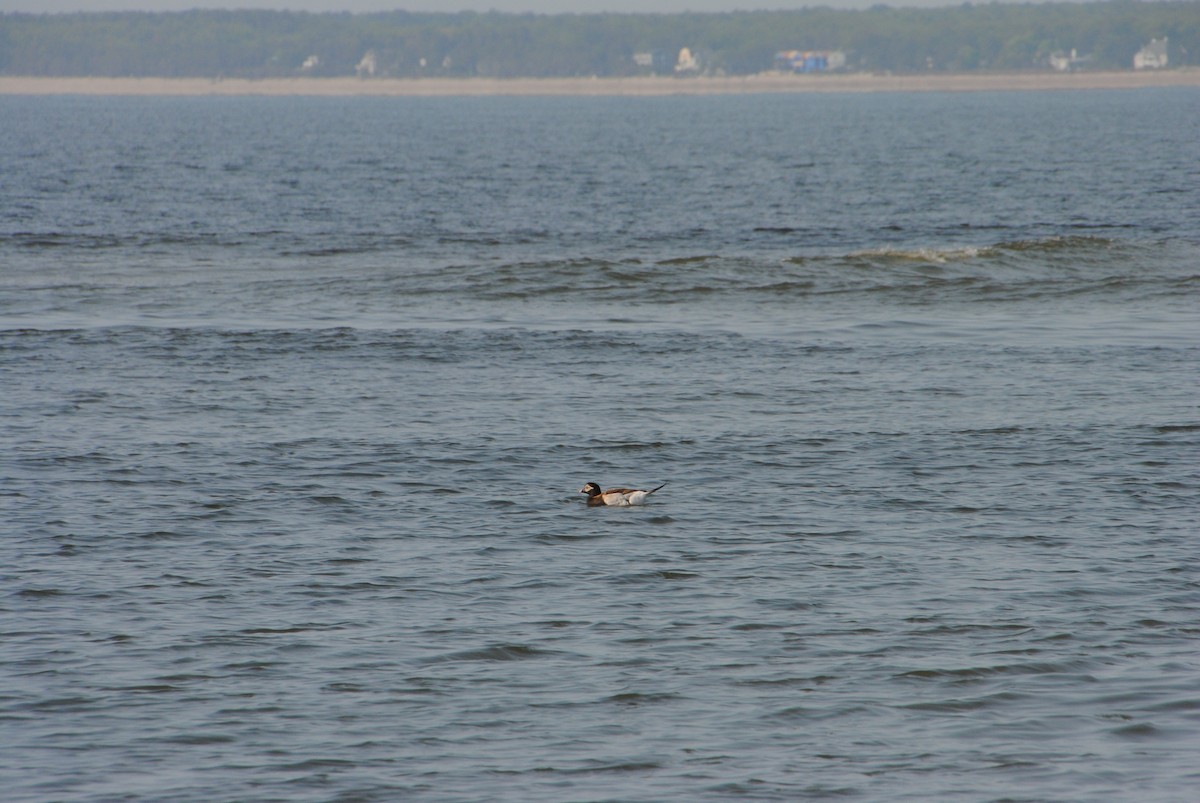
[425,235,1184,306]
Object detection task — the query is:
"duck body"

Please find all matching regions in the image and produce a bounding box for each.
[580,481,666,507]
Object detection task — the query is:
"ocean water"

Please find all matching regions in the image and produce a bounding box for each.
[2,89,1198,801]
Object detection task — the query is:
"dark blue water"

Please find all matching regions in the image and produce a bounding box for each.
[2,90,1199,801]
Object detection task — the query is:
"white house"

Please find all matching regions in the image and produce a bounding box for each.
[356,50,378,78]
[1133,38,1168,70]
[675,47,700,74]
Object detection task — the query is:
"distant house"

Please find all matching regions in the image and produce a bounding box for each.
[1048,48,1089,72]
[632,50,673,74]
[1133,38,1169,70]
[775,50,846,73]
[356,50,377,78]
[675,47,700,75]
[300,55,320,72]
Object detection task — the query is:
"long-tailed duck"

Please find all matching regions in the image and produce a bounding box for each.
[580,481,666,507]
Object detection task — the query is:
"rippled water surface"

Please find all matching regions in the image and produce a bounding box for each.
[3,90,1199,801]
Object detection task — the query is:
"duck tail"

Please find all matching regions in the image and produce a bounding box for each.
[647,482,667,495]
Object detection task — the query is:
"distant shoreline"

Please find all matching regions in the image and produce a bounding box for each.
[2,71,1199,97]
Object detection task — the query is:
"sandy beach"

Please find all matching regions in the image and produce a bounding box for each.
[2,71,1199,97]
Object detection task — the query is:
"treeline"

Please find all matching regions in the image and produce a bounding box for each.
[1,2,1196,78]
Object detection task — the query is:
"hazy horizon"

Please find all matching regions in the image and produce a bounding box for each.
[1,0,1100,15]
